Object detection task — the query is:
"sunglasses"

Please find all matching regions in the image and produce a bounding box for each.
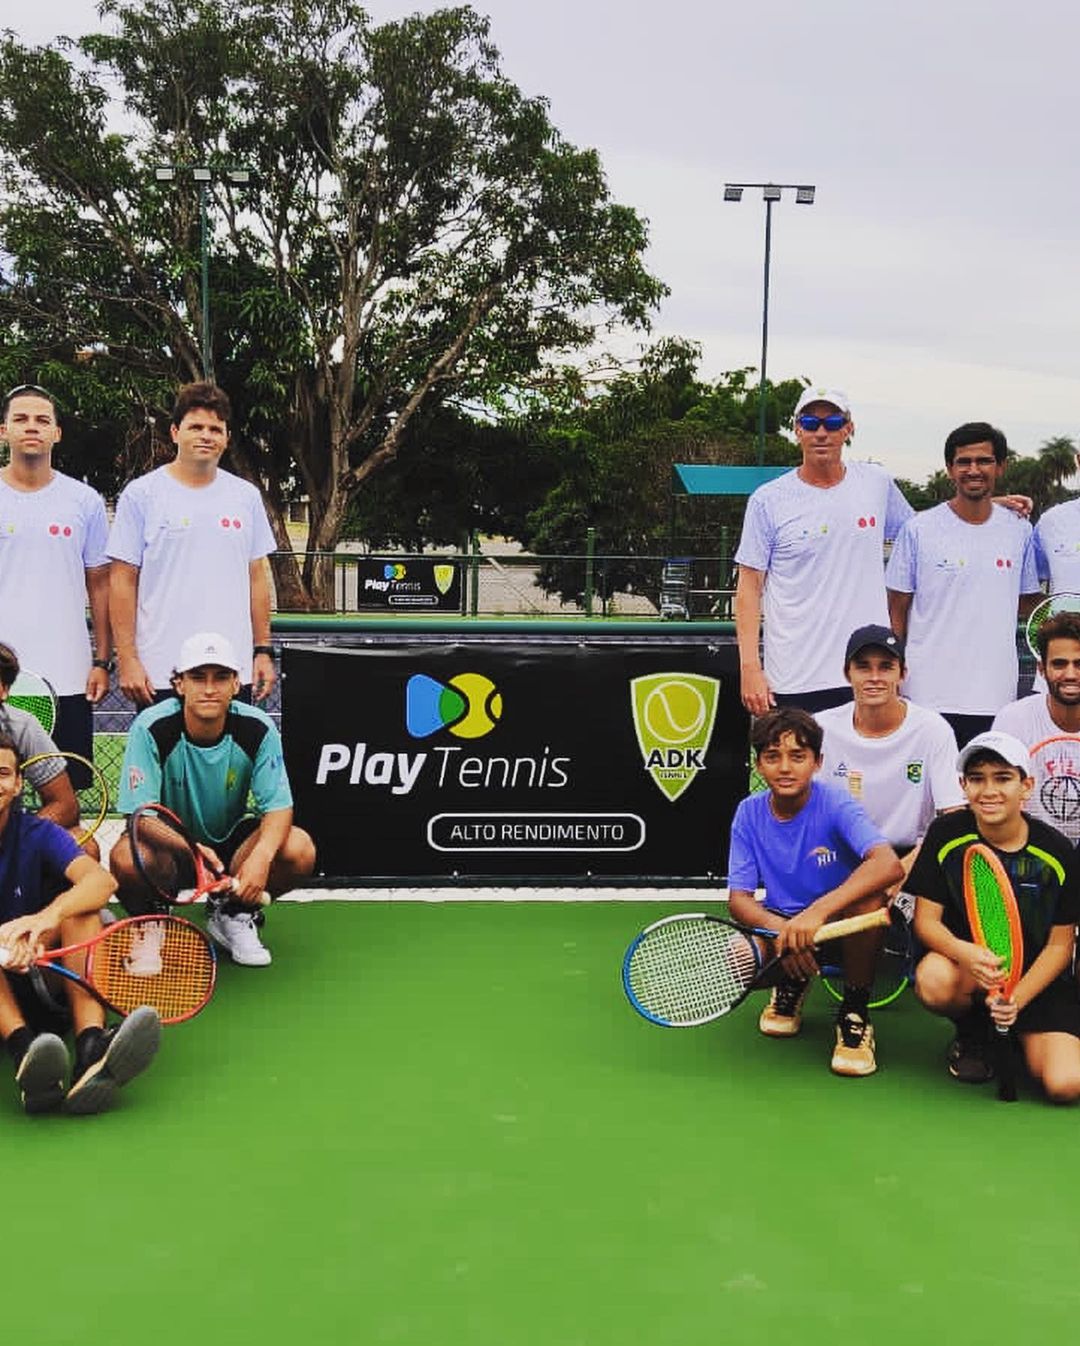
[796,413,849,432]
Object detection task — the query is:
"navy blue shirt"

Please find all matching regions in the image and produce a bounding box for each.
[0,809,82,922]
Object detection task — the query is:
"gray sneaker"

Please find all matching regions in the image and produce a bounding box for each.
[16,1033,69,1115]
[64,1007,161,1115]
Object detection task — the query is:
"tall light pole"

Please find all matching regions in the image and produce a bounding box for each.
[724,182,816,464]
[154,163,253,382]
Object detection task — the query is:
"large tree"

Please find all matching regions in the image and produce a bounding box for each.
[0,0,664,607]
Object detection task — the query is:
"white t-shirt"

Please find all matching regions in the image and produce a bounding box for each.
[0,472,109,695]
[107,467,276,687]
[993,694,1080,839]
[1034,499,1080,593]
[817,699,965,847]
[992,693,1062,747]
[735,461,913,694]
[885,503,1040,715]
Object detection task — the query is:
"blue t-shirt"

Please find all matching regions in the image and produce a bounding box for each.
[728,780,889,915]
[0,809,82,922]
[118,700,293,845]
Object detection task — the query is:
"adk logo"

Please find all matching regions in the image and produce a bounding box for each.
[406,672,503,740]
[630,673,720,802]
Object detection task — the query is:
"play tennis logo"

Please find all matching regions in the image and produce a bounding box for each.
[406,672,503,740]
[630,674,720,802]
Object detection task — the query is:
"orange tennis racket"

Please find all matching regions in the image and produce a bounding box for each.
[963,844,1024,1102]
[0,914,216,1024]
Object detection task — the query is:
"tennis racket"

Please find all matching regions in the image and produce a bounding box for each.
[1028,735,1080,844]
[962,844,1024,1102]
[20,751,109,845]
[1026,592,1080,661]
[622,906,891,1027]
[0,914,216,1024]
[128,802,269,908]
[8,669,57,735]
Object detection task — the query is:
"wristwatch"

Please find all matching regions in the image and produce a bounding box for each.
[92,657,115,672]
[253,644,275,659]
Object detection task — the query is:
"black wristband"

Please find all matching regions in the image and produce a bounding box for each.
[253,644,275,659]
[92,658,114,672]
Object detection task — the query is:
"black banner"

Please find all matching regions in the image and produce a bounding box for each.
[283,642,749,880]
[353,558,462,611]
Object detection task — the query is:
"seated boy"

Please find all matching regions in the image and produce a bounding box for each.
[0,737,160,1115]
[909,730,1080,1102]
[728,708,903,1077]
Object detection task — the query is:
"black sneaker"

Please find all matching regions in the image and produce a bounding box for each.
[64,1007,161,1115]
[15,1033,69,1115]
[947,1023,994,1084]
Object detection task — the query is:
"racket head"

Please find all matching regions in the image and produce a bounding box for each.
[622,913,764,1027]
[1028,735,1080,844]
[19,751,109,845]
[962,843,1024,996]
[1026,592,1080,660]
[127,802,222,906]
[8,670,57,735]
[82,915,217,1023]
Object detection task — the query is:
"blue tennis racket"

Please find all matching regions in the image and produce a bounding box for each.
[622,907,890,1027]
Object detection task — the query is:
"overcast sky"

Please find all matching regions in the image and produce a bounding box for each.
[14,0,1080,480]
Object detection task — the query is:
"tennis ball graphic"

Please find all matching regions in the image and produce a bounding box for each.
[447,673,503,738]
[640,680,706,744]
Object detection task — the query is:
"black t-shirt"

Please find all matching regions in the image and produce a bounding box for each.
[907,809,1080,978]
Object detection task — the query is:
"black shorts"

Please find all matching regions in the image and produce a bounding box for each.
[772,687,853,714]
[1017,981,1080,1038]
[3,968,72,1036]
[53,695,94,788]
[212,816,261,869]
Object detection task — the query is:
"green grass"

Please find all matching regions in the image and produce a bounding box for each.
[5,900,1079,1344]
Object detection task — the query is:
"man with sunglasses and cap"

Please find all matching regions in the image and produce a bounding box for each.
[734,387,914,716]
[0,385,112,773]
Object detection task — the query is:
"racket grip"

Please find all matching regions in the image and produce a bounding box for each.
[811,906,891,945]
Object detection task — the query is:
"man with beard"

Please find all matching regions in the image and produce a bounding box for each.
[993,611,1080,841]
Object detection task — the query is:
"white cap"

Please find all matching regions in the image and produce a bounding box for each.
[794,386,852,419]
[957,731,1032,778]
[175,631,240,674]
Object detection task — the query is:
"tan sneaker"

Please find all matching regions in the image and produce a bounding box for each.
[831,1012,877,1076]
[758,976,811,1037]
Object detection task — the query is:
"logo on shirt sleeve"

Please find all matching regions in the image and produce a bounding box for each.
[127,766,145,791]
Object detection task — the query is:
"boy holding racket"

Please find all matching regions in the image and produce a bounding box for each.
[0,738,160,1115]
[727,708,903,1076]
[909,731,1080,1101]
[110,632,316,965]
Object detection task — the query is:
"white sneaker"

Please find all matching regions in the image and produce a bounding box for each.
[207,908,272,967]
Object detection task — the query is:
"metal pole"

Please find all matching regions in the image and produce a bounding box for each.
[584,526,595,617]
[199,181,213,381]
[757,196,773,466]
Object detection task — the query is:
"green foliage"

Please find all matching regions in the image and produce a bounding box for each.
[516,343,803,609]
[0,0,664,606]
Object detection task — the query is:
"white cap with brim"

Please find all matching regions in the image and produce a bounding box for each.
[175,631,240,675]
[794,386,852,419]
[957,731,1032,778]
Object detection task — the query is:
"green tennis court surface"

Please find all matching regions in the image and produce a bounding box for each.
[5,900,1079,1344]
